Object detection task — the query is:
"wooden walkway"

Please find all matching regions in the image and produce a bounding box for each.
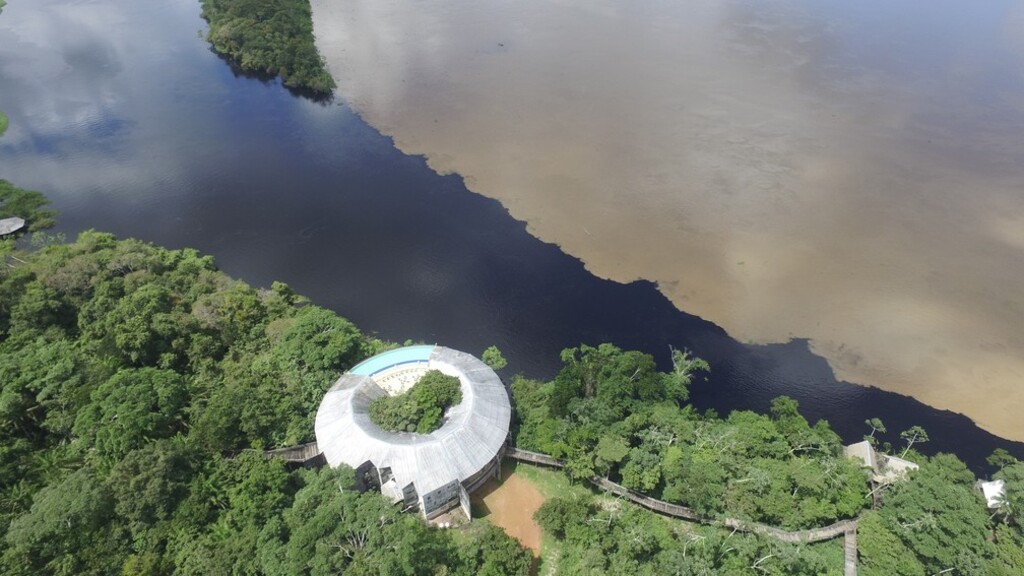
[262,445,861,569]
[264,441,323,465]
[506,447,563,468]
[844,527,858,576]
[590,475,858,544]
[505,447,862,551]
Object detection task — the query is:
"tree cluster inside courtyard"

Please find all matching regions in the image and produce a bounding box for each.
[369,370,463,434]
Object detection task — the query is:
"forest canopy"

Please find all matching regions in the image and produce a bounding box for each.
[0,226,530,575]
[369,369,463,434]
[200,0,336,94]
[0,178,1021,574]
[511,344,1024,574]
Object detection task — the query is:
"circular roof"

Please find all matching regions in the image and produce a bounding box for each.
[314,345,511,495]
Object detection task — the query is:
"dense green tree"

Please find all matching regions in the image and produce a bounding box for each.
[899,426,929,458]
[72,368,187,463]
[273,305,371,412]
[1,207,1020,574]
[593,433,630,477]
[993,462,1024,527]
[457,524,533,576]
[987,448,1019,470]
[0,336,86,443]
[106,439,193,539]
[986,524,1024,575]
[880,455,994,573]
[620,444,663,492]
[536,491,842,575]
[663,449,729,516]
[0,229,532,575]
[857,511,925,576]
[3,467,122,575]
[199,0,336,93]
[864,417,886,445]
[517,347,868,530]
[482,345,508,371]
[535,497,592,540]
[370,369,462,433]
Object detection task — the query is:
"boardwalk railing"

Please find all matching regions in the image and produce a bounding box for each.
[505,446,861,547]
[265,441,322,464]
[505,447,563,468]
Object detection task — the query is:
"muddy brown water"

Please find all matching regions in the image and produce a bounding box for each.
[310,0,1024,442]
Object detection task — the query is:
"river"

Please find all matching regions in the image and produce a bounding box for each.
[310,0,1024,445]
[0,0,1021,471]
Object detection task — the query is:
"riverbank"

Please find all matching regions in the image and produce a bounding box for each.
[308,0,1024,442]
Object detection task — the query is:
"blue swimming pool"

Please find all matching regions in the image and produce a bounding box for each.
[349,345,435,376]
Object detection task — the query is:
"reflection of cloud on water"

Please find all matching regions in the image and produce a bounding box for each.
[0,0,234,198]
[311,0,1024,440]
[2,0,130,140]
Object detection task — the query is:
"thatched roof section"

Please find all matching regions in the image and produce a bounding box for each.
[315,346,510,496]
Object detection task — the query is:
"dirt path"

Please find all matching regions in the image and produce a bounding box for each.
[471,469,546,555]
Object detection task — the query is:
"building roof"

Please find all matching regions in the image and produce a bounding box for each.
[843,440,919,484]
[314,345,510,497]
[0,217,25,236]
[979,479,1006,508]
[844,440,879,471]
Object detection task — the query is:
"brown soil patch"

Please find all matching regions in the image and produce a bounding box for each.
[472,469,545,555]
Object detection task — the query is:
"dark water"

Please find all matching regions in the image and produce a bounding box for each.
[0,0,1020,472]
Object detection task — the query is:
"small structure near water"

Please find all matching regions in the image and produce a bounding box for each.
[0,217,26,236]
[977,479,1006,509]
[844,440,919,484]
[315,345,511,520]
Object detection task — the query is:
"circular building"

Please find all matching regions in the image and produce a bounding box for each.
[314,345,511,519]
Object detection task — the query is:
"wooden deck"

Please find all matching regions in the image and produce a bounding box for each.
[264,441,322,465]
